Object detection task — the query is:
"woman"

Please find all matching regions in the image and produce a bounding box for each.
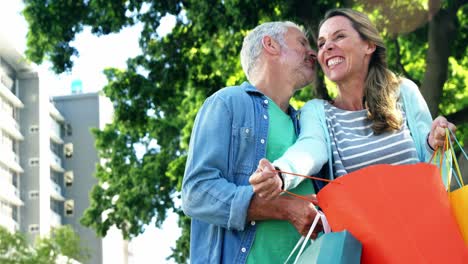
[250,8,456,199]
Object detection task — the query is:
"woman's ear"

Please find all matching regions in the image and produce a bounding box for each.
[365,41,377,55]
[262,36,280,55]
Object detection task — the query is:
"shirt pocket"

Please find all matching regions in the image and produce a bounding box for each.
[230,126,255,181]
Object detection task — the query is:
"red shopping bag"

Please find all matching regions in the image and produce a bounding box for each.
[317,163,468,264]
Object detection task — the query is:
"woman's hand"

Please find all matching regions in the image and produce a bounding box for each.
[249,158,283,200]
[428,116,456,149]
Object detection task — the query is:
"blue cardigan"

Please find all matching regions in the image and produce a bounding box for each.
[274,79,439,190]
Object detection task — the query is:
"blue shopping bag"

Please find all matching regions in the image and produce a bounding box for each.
[285,210,361,264]
[296,230,362,264]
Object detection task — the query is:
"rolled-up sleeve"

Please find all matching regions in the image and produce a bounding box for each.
[182,94,254,231]
[401,79,433,162]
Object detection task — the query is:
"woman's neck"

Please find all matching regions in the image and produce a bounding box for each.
[333,79,366,111]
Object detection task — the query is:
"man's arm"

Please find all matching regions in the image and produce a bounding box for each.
[182,94,254,231]
[247,193,321,236]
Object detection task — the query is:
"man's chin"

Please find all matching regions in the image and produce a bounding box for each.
[303,76,316,87]
[295,80,315,91]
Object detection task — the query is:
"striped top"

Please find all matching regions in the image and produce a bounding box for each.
[324,101,419,177]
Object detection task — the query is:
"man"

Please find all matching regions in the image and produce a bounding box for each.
[182,21,318,263]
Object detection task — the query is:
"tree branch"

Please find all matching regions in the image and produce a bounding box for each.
[393,37,420,86]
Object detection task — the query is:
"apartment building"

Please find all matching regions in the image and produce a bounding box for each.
[0,34,126,264]
[0,35,27,235]
[52,92,128,264]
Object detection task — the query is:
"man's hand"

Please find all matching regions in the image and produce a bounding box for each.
[285,194,322,238]
[249,158,283,200]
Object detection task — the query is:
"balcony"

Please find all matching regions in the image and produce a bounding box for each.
[50,179,65,201]
[0,182,23,206]
[50,120,64,145]
[0,111,23,140]
[49,102,65,122]
[50,150,65,173]
[0,148,23,173]
[0,214,19,232]
[50,210,62,227]
[0,82,23,108]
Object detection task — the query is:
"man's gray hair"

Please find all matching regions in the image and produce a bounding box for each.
[240,21,304,83]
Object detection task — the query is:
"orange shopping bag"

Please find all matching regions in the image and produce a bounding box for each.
[445,129,468,247]
[317,163,468,264]
[450,178,468,248]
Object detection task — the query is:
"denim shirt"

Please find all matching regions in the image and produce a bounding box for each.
[182,82,299,263]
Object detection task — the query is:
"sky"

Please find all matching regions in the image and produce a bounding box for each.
[0,2,180,263]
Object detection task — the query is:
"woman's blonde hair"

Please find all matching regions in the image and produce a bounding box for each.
[320,8,402,134]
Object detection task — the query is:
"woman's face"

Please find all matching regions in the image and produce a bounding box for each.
[317,16,375,84]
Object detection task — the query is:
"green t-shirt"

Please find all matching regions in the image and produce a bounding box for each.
[246,99,315,264]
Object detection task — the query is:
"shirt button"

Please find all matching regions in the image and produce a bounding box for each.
[263,115,267,120]
[260,139,265,144]
[245,128,249,133]
[264,99,268,104]
[241,247,247,253]
[251,221,256,226]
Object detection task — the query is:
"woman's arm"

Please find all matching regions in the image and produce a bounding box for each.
[273,99,329,190]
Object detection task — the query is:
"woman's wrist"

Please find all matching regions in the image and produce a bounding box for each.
[426,133,435,151]
[274,166,285,190]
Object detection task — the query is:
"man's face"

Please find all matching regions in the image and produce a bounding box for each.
[280,27,317,89]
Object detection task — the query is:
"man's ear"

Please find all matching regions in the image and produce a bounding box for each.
[262,36,280,55]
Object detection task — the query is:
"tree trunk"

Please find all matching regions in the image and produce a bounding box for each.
[446,107,468,124]
[420,9,456,117]
[315,73,330,101]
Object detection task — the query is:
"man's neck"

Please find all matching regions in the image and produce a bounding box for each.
[253,79,294,113]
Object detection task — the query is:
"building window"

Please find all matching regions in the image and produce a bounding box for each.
[29,190,39,199]
[64,171,74,187]
[29,125,39,133]
[50,141,60,154]
[64,200,74,216]
[64,143,73,158]
[0,164,7,177]
[29,158,39,166]
[65,123,72,136]
[28,224,39,233]
[1,72,14,89]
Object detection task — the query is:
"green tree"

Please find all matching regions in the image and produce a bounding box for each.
[0,226,32,264]
[22,0,468,262]
[0,225,89,264]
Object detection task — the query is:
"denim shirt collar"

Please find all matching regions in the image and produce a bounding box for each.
[240,81,300,134]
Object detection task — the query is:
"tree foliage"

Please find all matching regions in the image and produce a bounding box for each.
[0,225,89,264]
[23,0,468,262]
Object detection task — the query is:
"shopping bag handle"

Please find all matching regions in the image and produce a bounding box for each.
[273,169,341,203]
[273,170,336,183]
[446,128,465,189]
[284,210,331,264]
[448,128,468,160]
[431,129,465,189]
